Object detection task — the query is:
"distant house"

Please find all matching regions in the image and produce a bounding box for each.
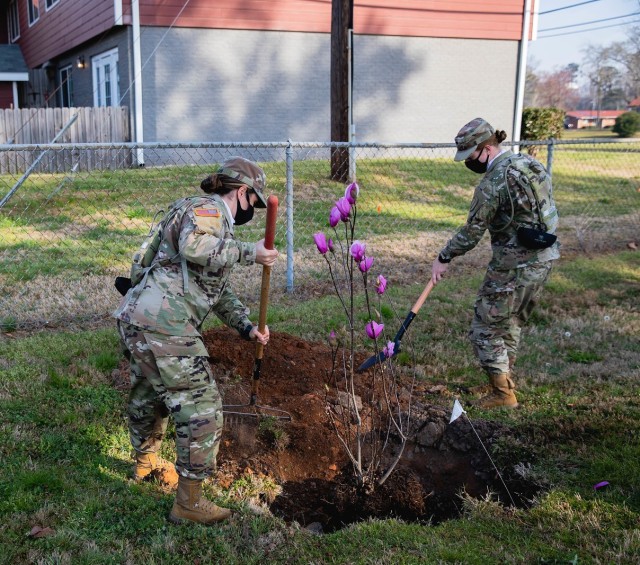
[629,97,640,112]
[564,110,626,129]
[2,0,539,144]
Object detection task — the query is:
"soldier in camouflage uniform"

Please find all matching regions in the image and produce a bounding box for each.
[113,157,278,524]
[431,118,559,409]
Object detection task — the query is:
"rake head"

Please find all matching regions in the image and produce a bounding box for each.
[222,403,292,429]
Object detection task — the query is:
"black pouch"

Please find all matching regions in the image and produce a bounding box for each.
[114,276,133,296]
[517,226,557,250]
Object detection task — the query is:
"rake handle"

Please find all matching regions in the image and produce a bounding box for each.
[251,195,278,403]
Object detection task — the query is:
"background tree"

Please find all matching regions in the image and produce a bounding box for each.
[535,67,581,110]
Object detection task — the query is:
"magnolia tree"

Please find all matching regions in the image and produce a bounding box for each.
[313,182,416,489]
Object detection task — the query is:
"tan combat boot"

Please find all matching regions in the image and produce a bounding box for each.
[475,373,518,409]
[468,358,517,395]
[133,452,179,489]
[169,476,232,525]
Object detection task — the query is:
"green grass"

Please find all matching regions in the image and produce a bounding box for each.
[1,249,638,563]
[562,127,640,139]
[2,151,638,288]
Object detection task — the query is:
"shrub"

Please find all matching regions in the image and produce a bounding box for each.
[521,107,565,157]
[612,111,640,137]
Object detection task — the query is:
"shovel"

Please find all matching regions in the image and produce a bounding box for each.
[223,195,291,424]
[357,279,435,372]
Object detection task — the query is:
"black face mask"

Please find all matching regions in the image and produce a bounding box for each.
[465,148,489,174]
[234,191,255,225]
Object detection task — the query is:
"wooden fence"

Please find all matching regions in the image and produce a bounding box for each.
[0,106,131,173]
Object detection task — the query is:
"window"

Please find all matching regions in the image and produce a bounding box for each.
[92,49,120,107]
[45,0,59,9]
[27,0,40,26]
[60,66,73,107]
[8,0,20,41]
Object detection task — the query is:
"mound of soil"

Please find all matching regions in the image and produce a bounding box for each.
[201,327,540,532]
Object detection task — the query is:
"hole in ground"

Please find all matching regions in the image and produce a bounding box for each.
[203,328,543,533]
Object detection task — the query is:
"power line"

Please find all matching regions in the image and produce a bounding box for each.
[539,0,603,16]
[539,11,640,32]
[537,18,640,38]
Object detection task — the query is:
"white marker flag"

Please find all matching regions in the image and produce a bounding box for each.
[449,399,466,423]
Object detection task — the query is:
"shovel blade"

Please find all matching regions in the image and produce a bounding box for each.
[356,343,399,372]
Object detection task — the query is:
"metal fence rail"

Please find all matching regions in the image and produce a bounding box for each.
[1,139,638,331]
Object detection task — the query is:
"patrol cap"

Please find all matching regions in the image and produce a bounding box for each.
[217,156,267,208]
[453,118,496,161]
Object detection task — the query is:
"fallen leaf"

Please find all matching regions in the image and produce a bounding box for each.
[627,242,637,250]
[28,526,55,538]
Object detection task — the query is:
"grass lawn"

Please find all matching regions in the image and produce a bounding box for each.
[0,248,638,563]
[561,127,640,140]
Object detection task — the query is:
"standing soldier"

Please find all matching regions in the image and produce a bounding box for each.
[431,118,559,409]
[114,157,278,524]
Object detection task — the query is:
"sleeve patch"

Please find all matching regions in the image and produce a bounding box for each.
[194,208,221,217]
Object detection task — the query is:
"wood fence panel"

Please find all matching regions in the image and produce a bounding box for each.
[0,107,130,174]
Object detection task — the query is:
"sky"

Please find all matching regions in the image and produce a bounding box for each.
[527,0,640,72]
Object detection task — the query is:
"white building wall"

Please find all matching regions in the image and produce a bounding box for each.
[140,27,519,144]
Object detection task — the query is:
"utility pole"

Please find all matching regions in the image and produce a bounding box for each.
[330,0,353,182]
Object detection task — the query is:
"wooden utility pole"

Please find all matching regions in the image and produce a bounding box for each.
[330,0,353,181]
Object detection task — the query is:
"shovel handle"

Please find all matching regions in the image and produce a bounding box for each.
[393,279,435,343]
[410,279,434,315]
[255,195,278,357]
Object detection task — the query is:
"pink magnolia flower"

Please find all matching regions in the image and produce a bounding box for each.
[329,206,341,228]
[344,182,360,204]
[328,238,334,252]
[359,256,374,273]
[335,197,351,221]
[328,330,337,347]
[383,341,395,357]
[365,320,384,340]
[375,274,387,295]
[313,232,329,254]
[350,241,366,262]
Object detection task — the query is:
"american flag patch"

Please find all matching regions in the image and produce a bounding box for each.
[194,208,221,217]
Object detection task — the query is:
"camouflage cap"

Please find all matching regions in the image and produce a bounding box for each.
[453,118,495,161]
[217,156,267,208]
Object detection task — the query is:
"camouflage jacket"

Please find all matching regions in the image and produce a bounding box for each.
[113,194,257,336]
[439,151,560,270]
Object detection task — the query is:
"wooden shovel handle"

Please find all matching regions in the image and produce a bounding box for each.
[255,195,278,358]
[410,279,434,315]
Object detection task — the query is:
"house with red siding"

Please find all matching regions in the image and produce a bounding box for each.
[1,0,538,144]
[564,110,626,129]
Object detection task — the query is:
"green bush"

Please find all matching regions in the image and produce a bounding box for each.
[521,107,565,140]
[521,107,565,157]
[612,111,640,137]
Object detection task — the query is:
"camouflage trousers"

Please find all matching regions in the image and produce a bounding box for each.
[469,261,554,376]
[117,321,223,480]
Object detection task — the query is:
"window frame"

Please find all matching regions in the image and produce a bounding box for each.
[45,0,60,11]
[8,0,20,42]
[59,65,74,108]
[27,0,40,26]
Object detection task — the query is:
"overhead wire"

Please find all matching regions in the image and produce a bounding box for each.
[537,18,640,38]
[539,0,603,16]
[539,11,640,32]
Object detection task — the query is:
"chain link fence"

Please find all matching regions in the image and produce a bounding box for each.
[1,139,639,332]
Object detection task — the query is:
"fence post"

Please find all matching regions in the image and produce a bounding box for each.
[547,138,554,178]
[286,140,294,292]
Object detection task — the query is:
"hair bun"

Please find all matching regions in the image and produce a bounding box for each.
[201,174,221,193]
[496,130,508,144]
